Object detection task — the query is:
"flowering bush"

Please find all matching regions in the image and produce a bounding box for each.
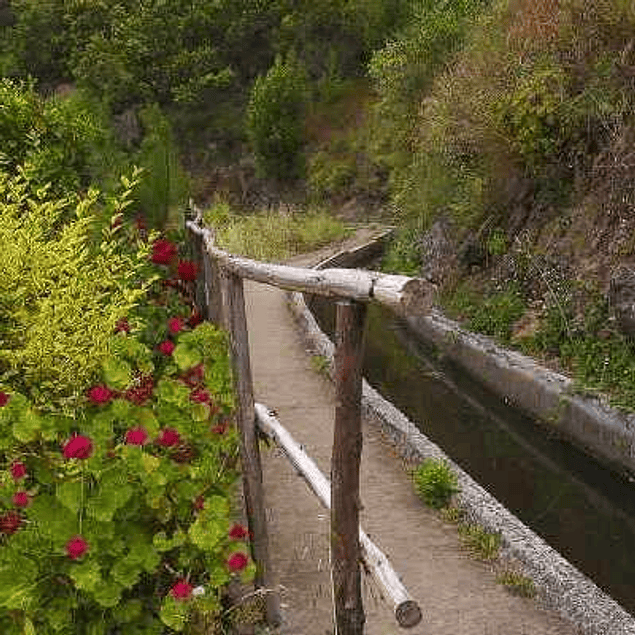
[0,222,253,633]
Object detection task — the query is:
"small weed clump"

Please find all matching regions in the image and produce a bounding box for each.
[458,523,501,561]
[310,354,332,378]
[495,569,537,598]
[413,458,460,509]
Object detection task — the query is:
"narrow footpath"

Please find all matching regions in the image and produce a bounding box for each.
[244,229,581,635]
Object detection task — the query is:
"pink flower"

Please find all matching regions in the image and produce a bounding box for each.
[12,491,31,508]
[190,388,210,404]
[168,317,185,334]
[156,428,181,447]
[63,435,93,460]
[229,524,248,540]
[227,552,249,572]
[10,461,27,480]
[170,579,194,600]
[87,385,114,406]
[115,318,130,333]
[151,239,177,265]
[158,340,175,356]
[125,427,148,445]
[177,260,197,281]
[0,391,9,407]
[66,536,89,560]
[0,511,23,535]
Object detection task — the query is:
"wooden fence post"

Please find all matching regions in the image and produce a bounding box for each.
[221,267,281,627]
[331,299,367,635]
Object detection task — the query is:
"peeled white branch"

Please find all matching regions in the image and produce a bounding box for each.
[254,403,423,628]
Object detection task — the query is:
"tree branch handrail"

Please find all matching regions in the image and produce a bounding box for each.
[185,219,435,317]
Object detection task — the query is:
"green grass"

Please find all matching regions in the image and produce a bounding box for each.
[457,523,501,560]
[495,569,537,598]
[413,458,460,509]
[205,203,351,262]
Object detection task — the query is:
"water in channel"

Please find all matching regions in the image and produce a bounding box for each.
[307,296,635,617]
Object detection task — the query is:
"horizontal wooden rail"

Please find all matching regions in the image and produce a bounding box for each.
[185,220,436,317]
[255,403,423,629]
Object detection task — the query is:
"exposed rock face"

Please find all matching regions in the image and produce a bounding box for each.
[418,217,457,285]
[609,266,635,338]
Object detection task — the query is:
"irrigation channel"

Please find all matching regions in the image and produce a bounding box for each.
[307,294,635,618]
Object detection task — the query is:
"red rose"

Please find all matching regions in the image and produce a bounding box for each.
[170,579,194,600]
[0,391,9,407]
[228,524,248,540]
[151,239,177,265]
[125,427,148,445]
[10,461,27,480]
[168,317,185,334]
[12,491,31,508]
[156,428,181,447]
[158,340,175,356]
[63,435,93,460]
[87,385,114,406]
[115,318,130,333]
[177,260,197,281]
[0,511,23,535]
[190,388,210,404]
[227,552,249,572]
[66,536,89,560]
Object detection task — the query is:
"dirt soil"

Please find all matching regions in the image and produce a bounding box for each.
[243,228,582,635]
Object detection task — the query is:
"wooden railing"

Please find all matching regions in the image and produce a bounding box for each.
[185,210,436,634]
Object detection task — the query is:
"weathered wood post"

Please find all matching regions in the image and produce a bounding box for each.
[221,267,281,626]
[331,299,367,635]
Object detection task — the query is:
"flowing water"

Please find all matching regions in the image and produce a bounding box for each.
[308,296,635,616]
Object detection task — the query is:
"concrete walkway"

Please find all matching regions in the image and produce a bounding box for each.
[244,232,581,635]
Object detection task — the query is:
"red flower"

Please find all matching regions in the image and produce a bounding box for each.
[227,552,249,572]
[229,524,248,540]
[87,385,114,406]
[0,391,9,407]
[151,239,177,265]
[12,491,31,508]
[194,495,205,511]
[10,461,27,480]
[177,260,197,281]
[156,428,181,447]
[170,579,194,601]
[188,309,203,327]
[115,318,130,334]
[0,511,23,535]
[125,427,148,445]
[190,388,210,404]
[182,364,204,388]
[66,536,89,560]
[158,340,175,356]
[124,374,154,405]
[168,317,185,334]
[63,435,93,460]
[211,421,228,435]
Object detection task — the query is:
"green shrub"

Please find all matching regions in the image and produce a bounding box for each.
[380,225,423,276]
[458,523,500,560]
[413,458,460,509]
[0,171,156,413]
[308,149,356,199]
[246,52,309,180]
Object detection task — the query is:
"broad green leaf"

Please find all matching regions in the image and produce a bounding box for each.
[56,481,84,514]
[191,402,209,422]
[113,599,143,623]
[157,379,190,406]
[70,562,101,594]
[153,529,186,552]
[112,558,142,588]
[142,453,160,473]
[133,407,159,437]
[92,578,124,608]
[160,597,188,632]
[86,473,133,522]
[173,343,202,371]
[111,398,132,419]
[0,559,37,610]
[13,408,41,442]
[102,358,132,390]
[188,495,229,552]
[24,617,36,635]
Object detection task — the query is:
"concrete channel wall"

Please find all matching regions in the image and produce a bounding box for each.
[285,232,635,635]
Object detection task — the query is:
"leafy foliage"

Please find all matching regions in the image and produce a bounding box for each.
[413,458,460,509]
[246,51,309,180]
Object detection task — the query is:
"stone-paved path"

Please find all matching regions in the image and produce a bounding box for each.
[244,229,581,635]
